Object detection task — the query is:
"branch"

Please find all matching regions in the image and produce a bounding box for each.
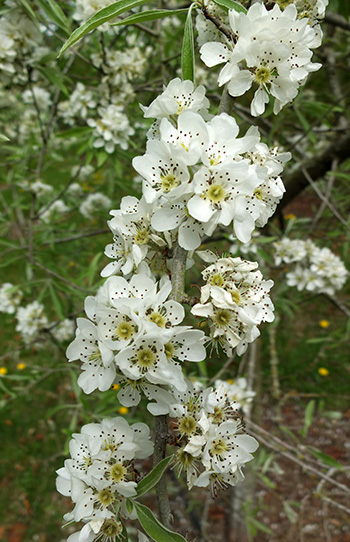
[277,130,350,213]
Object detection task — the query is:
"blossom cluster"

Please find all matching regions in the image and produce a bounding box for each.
[0,286,74,345]
[274,238,348,295]
[100,77,289,277]
[67,270,206,402]
[144,380,258,493]
[199,2,326,115]
[56,417,153,542]
[191,256,274,355]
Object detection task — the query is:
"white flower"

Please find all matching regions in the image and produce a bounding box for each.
[79,193,112,219]
[15,301,48,344]
[52,319,75,342]
[192,257,274,355]
[0,283,22,314]
[132,139,191,204]
[200,3,323,116]
[141,77,210,119]
[66,318,115,394]
[87,105,134,153]
[39,200,69,224]
[22,86,52,111]
[56,417,153,536]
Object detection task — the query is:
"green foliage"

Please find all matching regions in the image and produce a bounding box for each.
[181,3,196,83]
[111,8,188,26]
[136,455,174,496]
[58,0,150,56]
[134,502,187,542]
[212,0,248,13]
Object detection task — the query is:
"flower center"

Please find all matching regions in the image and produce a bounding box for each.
[209,273,224,287]
[164,342,174,360]
[98,488,114,507]
[253,188,264,200]
[115,321,135,341]
[101,519,123,537]
[210,437,229,457]
[134,228,149,245]
[206,183,226,203]
[254,66,271,85]
[230,290,241,304]
[211,406,225,424]
[110,462,126,483]
[148,311,166,328]
[178,415,197,436]
[136,347,156,368]
[213,309,232,328]
[160,173,179,193]
[89,348,102,364]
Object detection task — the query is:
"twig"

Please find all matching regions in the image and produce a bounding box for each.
[301,166,350,230]
[33,260,91,293]
[248,423,350,496]
[41,228,109,246]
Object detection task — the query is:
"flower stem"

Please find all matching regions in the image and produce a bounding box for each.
[153,240,187,527]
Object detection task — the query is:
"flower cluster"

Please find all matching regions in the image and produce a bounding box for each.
[145,381,258,493]
[67,271,206,402]
[274,238,348,295]
[56,417,153,542]
[0,287,74,345]
[15,301,49,344]
[192,256,274,355]
[214,377,256,416]
[99,77,289,274]
[199,2,324,115]
[0,282,22,315]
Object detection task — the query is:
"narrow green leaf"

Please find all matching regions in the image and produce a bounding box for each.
[87,252,103,287]
[136,455,173,497]
[212,0,247,13]
[294,106,317,144]
[0,134,10,142]
[301,399,315,438]
[181,3,195,83]
[58,0,150,57]
[57,126,94,139]
[45,0,70,32]
[36,0,70,34]
[309,449,343,469]
[248,518,273,535]
[111,8,188,26]
[283,501,298,524]
[19,0,40,27]
[135,502,187,542]
[48,282,65,320]
[36,66,70,96]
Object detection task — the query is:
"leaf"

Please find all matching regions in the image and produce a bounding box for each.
[0,133,10,142]
[19,0,40,27]
[181,3,195,83]
[111,8,188,26]
[309,449,343,470]
[36,0,70,34]
[283,501,298,524]
[56,126,94,139]
[48,282,65,320]
[36,66,70,96]
[301,399,315,438]
[87,252,103,287]
[294,106,316,144]
[134,502,187,542]
[136,455,173,497]
[58,0,150,57]
[212,0,247,13]
[248,518,273,535]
